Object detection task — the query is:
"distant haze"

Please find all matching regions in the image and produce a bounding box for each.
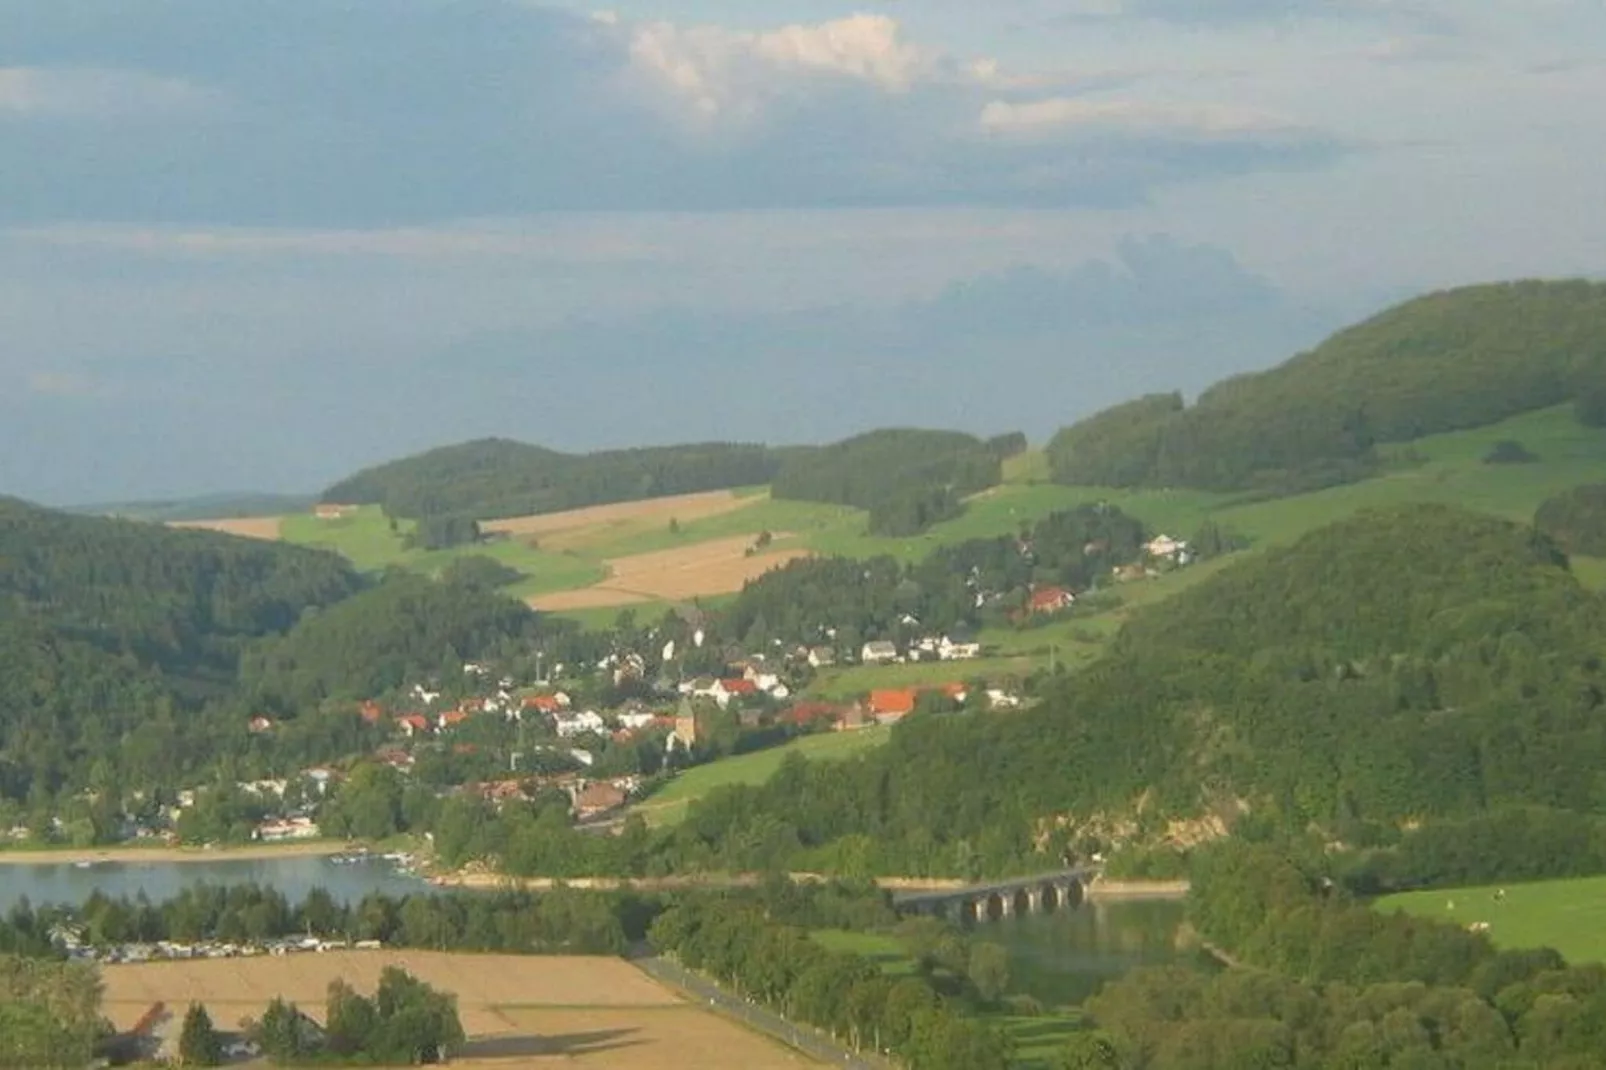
[1,0,1600,503]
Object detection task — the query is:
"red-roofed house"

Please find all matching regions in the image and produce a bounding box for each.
[712,678,759,708]
[438,709,470,731]
[396,714,431,738]
[869,689,919,720]
[786,701,843,727]
[359,700,385,725]
[1028,586,1076,614]
[525,694,564,715]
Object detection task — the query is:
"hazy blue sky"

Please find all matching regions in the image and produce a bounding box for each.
[3,0,1602,503]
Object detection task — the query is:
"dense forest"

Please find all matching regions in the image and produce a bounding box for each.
[0,497,363,801]
[663,506,1606,877]
[0,497,561,814]
[238,571,542,712]
[320,438,784,520]
[1061,839,1606,1068]
[1047,280,1606,492]
[1535,483,1606,556]
[771,429,1016,535]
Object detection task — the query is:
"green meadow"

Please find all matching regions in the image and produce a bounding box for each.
[278,407,1604,634]
[627,725,892,827]
[279,506,607,593]
[1376,874,1606,965]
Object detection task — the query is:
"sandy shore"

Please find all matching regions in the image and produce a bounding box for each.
[0,840,352,866]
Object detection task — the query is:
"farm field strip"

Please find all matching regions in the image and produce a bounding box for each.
[529,534,810,611]
[167,516,284,540]
[101,950,817,1068]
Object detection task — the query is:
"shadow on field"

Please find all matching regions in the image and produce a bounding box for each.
[460,1028,644,1060]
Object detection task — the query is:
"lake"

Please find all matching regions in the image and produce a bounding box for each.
[975,897,1197,1005]
[0,855,428,911]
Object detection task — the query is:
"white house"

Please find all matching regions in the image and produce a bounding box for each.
[617,710,658,731]
[1145,534,1188,560]
[861,640,899,664]
[554,710,608,738]
[939,638,982,661]
[806,646,837,668]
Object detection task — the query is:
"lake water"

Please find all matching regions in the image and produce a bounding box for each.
[0,860,1189,1001]
[0,856,428,912]
[975,897,1196,1005]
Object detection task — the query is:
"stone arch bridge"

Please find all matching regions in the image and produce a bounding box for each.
[891,866,1102,924]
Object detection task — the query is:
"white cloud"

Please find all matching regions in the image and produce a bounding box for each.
[979,97,1298,138]
[622,14,954,123]
[0,67,217,119]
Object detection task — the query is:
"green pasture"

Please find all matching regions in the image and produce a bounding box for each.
[1376,874,1606,965]
[629,726,892,827]
[811,930,919,976]
[280,506,607,593]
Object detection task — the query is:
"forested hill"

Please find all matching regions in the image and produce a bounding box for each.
[320,438,784,520]
[1047,279,1606,493]
[770,429,1022,536]
[676,505,1606,876]
[0,497,363,793]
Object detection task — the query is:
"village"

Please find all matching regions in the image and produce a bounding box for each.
[11,533,1192,855]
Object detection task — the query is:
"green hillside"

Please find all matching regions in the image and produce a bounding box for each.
[771,427,1016,535]
[1047,279,1606,493]
[322,438,784,521]
[0,496,363,797]
[658,505,1606,877]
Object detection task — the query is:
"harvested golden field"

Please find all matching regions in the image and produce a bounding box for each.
[168,516,283,540]
[101,951,815,1068]
[468,1006,817,1068]
[483,490,756,550]
[531,534,808,611]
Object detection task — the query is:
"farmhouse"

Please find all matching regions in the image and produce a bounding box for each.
[712,678,760,707]
[806,645,838,668]
[861,640,899,663]
[1144,534,1190,561]
[396,714,431,739]
[1028,586,1076,614]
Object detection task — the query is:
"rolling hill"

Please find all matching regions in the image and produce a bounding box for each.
[1046,279,1606,493]
[0,496,364,795]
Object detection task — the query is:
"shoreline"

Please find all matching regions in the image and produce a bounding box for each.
[0,840,354,866]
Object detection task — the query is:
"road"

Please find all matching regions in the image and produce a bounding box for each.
[630,949,895,1069]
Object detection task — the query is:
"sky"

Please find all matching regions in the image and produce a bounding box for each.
[2,1,1603,504]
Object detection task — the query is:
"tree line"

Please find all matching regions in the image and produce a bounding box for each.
[649,895,1012,1070]
[1535,483,1606,557]
[321,437,784,521]
[1047,280,1606,494]
[770,428,1019,535]
[1056,838,1606,1068]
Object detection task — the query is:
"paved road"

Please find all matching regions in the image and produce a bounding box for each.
[630,949,893,1069]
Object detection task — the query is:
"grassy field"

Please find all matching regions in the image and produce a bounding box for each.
[1376,875,1606,965]
[630,727,892,827]
[261,406,1603,618]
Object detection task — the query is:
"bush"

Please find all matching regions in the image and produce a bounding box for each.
[1483,439,1539,464]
